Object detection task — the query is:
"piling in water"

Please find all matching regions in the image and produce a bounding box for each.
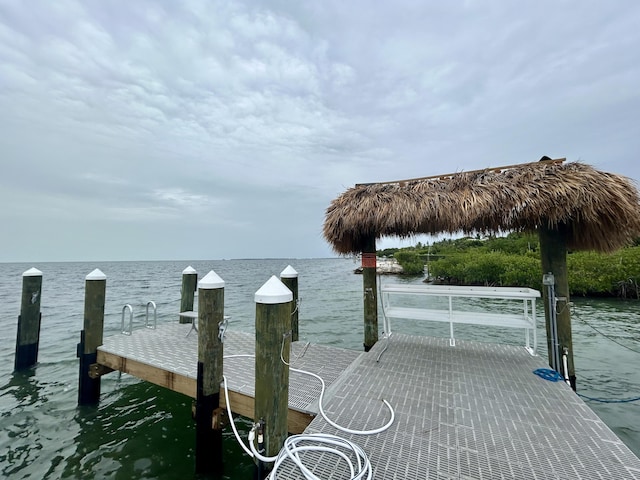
[78,269,107,405]
[254,276,292,475]
[179,266,198,323]
[14,268,43,370]
[195,270,225,475]
[280,265,299,342]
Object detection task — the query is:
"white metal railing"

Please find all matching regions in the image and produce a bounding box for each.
[381,284,540,355]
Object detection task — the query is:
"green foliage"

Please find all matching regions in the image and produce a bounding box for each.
[377,247,400,258]
[568,249,640,297]
[429,251,542,289]
[386,235,640,297]
[393,250,425,275]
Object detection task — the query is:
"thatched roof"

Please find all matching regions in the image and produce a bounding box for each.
[324,158,640,254]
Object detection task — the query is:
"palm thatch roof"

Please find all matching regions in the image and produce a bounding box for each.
[324,158,640,254]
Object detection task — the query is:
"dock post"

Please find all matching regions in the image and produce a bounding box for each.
[539,223,576,390]
[362,235,378,351]
[78,269,107,405]
[14,267,43,370]
[195,270,225,476]
[280,265,299,341]
[254,276,292,476]
[179,266,198,323]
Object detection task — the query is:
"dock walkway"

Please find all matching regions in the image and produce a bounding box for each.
[97,325,640,479]
[285,334,640,479]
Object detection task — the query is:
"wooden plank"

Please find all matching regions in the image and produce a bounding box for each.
[97,349,196,398]
[221,390,314,435]
[96,350,314,434]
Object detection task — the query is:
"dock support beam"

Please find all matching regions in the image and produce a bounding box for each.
[180,266,198,323]
[14,268,43,370]
[195,270,225,476]
[78,269,107,405]
[280,265,299,341]
[539,223,576,390]
[362,235,378,351]
[255,276,292,477]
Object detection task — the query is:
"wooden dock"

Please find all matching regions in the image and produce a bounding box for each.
[96,323,362,434]
[96,324,640,479]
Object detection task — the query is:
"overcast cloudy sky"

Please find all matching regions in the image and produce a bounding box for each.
[1,1,639,262]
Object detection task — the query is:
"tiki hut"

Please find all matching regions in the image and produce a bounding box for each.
[324,158,640,255]
[324,157,640,387]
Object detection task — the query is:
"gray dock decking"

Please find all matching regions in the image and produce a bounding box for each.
[98,325,640,479]
[285,333,640,479]
[98,323,362,416]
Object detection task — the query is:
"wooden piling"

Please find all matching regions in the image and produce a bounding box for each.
[280,265,299,342]
[179,266,198,323]
[14,268,43,370]
[78,268,107,405]
[362,235,378,352]
[539,223,576,390]
[254,276,292,473]
[195,270,225,475]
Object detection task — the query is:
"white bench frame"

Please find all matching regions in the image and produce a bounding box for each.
[381,284,541,355]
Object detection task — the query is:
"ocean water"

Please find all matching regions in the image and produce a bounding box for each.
[0,258,639,479]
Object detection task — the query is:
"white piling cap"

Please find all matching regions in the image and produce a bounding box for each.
[183,265,197,275]
[280,265,298,278]
[198,270,225,289]
[255,275,293,304]
[86,268,106,280]
[23,267,42,277]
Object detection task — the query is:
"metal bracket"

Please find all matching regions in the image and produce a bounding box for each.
[88,363,115,379]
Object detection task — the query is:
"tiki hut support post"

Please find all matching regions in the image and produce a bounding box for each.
[362,235,378,352]
[539,224,576,391]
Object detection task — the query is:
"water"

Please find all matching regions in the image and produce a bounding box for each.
[0,258,639,478]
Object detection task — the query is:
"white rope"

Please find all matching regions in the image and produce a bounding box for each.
[221,342,395,478]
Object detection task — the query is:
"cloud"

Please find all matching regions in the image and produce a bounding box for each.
[1,0,639,261]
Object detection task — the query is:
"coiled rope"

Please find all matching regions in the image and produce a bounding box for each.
[222,349,394,479]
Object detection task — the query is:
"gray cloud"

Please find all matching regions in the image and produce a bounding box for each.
[1,1,639,261]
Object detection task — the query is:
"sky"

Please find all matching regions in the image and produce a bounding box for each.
[1,1,639,262]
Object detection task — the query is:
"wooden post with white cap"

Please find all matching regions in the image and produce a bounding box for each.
[14,267,43,370]
[254,276,292,475]
[195,270,226,475]
[280,265,299,341]
[179,266,198,323]
[78,268,107,405]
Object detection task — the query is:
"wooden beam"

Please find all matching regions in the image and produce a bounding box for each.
[95,349,314,434]
[97,349,196,398]
[356,157,566,187]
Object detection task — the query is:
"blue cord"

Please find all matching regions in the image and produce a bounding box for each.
[533,368,640,403]
[576,393,640,404]
[533,368,564,382]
